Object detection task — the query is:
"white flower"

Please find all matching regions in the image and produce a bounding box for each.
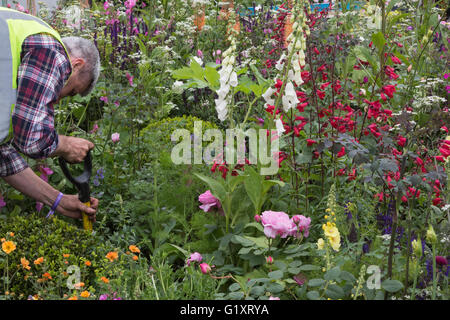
[215,97,228,122]
[172,80,184,94]
[216,85,230,100]
[281,81,299,112]
[229,71,238,87]
[191,56,203,66]
[275,118,285,136]
[262,87,276,106]
[275,53,286,71]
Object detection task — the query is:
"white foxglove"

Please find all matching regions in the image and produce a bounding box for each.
[275,118,285,136]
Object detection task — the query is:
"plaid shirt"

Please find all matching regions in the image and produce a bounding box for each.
[0,34,72,177]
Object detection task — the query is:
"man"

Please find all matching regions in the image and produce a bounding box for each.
[0,7,99,222]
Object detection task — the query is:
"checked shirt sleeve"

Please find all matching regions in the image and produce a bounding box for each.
[0,34,71,177]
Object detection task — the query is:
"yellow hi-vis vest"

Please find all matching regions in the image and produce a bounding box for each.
[0,7,71,143]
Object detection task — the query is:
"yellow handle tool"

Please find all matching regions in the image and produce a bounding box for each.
[59,151,93,232]
[82,202,93,231]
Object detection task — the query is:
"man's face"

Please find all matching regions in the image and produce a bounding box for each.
[57,57,90,102]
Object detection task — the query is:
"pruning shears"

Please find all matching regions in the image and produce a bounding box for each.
[58,150,93,232]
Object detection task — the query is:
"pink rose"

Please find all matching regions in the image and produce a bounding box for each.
[291,215,311,238]
[261,211,297,239]
[198,190,221,212]
[111,133,120,143]
[199,263,211,274]
[187,252,203,266]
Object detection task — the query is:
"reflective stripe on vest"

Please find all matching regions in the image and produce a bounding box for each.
[0,7,70,143]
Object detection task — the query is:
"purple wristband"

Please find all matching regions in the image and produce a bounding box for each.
[46,192,63,218]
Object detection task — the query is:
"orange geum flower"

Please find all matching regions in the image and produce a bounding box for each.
[2,241,16,254]
[85,260,92,267]
[42,272,52,280]
[34,257,44,265]
[63,253,70,258]
[105,251,118,262]
[80,291,90,298]
[1,238,5,243]
[74,282,85,289]
[129,245,140,253]
[132,255,138,261]
[68,296,78,300]
[20,257,31,270]
[101,276,109,284]
[9,232,14,237]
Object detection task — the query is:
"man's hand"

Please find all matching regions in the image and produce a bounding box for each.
[52,135,94,163]
[57,195,98,222]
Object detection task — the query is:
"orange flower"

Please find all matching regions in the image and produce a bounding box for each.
[34,257,44,265]
[74,282,85,289]
[2,241,16,254]
[68,296,78,300]
[20,257,31,270]
[42,272,52,280]
[132,255,138,261]
[85,260,92,267]
[193,5,205,32]
[80,291,90,298]
[129,245,140,253]
[283,13,293,48]
[9,232,14,237]
[105,251,118,262]
[101,276,109,284]
[63,253,70,258]
[1,238,5,243]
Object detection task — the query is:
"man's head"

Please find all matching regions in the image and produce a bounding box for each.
[58,36,100,100]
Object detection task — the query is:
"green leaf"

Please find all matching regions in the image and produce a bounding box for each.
[382,280,404,293]
[308,278,326,287]
[371,32,386,52]
[193,173,227,202]
[172,66,194,80]
[229,291,244,299]
[326,284,345,299]
[229,283,241,292]
[190,58,204,80]
[299,264,321,271]
[244,236,268,249]
[232,235,255,247]
[204,66,220,88]
[340,271,356,283]
[244,222,264,232]
[306,290,320,300]
[167,244,188,258]
[324,266,341,281]
[268,270,284,280]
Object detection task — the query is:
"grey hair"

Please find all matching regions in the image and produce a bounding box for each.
[61,36,100,96]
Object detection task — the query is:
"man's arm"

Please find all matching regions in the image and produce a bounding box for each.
[3,167,97,221]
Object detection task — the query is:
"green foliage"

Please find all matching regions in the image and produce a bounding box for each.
[0,213,104,299]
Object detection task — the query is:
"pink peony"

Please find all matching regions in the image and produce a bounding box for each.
[260,211,297,239]
[291,215,311,238]
[269,296,280,300]
[198,190,221,212]
[187,252,203,266]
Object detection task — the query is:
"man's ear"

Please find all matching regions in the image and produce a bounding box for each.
[70,57,86,72]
